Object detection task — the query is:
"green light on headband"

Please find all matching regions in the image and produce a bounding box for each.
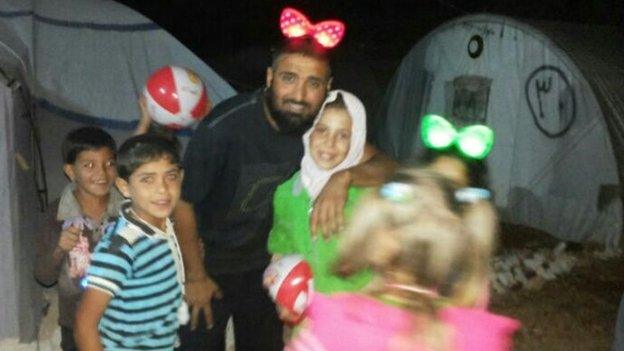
[420,114,494,160]
[420,114,456,149]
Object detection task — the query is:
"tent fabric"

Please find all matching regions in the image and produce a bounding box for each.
[1,0,237,198]
[0,0,236,344]
[1,81,23,341]
[1,17,43,343]
[533,20,624,211]
[375,13,623,248]
[1,67,43,343]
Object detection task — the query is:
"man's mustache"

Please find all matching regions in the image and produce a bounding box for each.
[283,99,310,109]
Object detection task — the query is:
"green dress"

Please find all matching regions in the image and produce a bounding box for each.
[268,171,373,293]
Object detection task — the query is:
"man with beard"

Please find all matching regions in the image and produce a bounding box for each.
[174,40,395,350]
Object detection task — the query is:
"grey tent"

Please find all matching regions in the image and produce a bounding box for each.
[1,0,236,200]
[0,17,43,346]
[375,13,624,249]
[0,0,235,347]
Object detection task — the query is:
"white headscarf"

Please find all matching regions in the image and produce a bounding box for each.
[300,89,367,201]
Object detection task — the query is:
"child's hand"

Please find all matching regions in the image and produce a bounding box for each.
[58,226,82,253]
[69,235,92,278]
[135,95,153,135]
[277,305,301,325]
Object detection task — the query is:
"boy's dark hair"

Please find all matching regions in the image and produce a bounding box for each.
[62,126,116,164]
[271,38,332,76]
[412,151,489,189]
[116,134,180,180]
[145,122,182,154]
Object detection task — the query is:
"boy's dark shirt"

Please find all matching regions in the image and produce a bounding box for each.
[34,184,122,328]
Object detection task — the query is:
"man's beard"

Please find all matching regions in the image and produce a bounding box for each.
[264,87,316,136]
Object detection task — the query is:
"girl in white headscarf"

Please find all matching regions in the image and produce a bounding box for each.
[268,90,373,301]
[299,90,367,200]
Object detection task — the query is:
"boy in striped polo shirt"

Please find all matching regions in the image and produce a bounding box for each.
[75,134,187,350]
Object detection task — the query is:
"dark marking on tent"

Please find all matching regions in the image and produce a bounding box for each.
[468,35,484,59]
[446,75,491,125]
[460,22,495,37]
[525,65,576,138]
[598,184,620,211]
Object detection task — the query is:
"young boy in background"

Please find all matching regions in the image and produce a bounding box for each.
[35,126,122,351]
[74,134,186,350]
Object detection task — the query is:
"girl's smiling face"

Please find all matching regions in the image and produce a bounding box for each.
[309,107,352,170]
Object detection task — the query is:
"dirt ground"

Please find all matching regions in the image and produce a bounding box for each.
[490,224,624,351]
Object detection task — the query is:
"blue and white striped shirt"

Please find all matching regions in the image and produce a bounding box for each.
[86,203,184,350]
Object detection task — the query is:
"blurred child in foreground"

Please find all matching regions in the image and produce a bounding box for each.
[285,166,520,351]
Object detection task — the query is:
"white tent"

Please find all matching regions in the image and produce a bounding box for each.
[0,18,43,347]
[1,0,236,199]
[375,13,624,249]
[0,0,235,347]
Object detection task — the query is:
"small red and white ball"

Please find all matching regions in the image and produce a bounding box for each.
[143,65,210,130]
[263,254,314,322]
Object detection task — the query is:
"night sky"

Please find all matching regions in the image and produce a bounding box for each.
[116,0,623,107]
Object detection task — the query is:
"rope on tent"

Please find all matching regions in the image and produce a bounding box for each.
[0,66,16,86]
[0,33,48,211]
[21,86,48,212]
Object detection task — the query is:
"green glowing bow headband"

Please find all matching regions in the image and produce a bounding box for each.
[420,114,495,160]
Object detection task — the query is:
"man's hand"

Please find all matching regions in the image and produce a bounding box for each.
[310,170,351,238]
[173,200,220,330]
[185,275,223,330]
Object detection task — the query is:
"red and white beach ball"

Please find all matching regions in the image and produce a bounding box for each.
[143,65,210,130]
[263,255,314,318]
